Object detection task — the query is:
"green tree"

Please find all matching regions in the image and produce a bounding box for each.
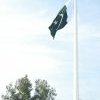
[15,75,32,100]
[1,75,57,100]
[1,75,32,100]
[32,79,57,100]
[1,83,20,100]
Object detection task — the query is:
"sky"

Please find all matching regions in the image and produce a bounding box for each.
[0,0,100,100]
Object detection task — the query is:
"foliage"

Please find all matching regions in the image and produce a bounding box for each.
[15,75,32,100]
[32,79,57,100]
[1,75,57,100]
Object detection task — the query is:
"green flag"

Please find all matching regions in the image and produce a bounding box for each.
[48,5,68,39]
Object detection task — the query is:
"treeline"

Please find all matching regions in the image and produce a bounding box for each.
[1,75,57,100]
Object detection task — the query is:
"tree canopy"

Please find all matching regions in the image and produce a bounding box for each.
[1,75,57,100]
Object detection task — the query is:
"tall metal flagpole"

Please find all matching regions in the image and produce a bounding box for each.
[65,0,78,100]
[73,0,78,100]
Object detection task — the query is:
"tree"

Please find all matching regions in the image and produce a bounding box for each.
[1,83,20,100]
[32,79,57,100]
[1,75,32,100]
[15,75,32,100]
[1,75,57,100]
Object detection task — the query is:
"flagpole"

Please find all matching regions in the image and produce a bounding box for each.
[73,0,78,100]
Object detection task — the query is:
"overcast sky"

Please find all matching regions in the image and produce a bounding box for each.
[0,0,100,100]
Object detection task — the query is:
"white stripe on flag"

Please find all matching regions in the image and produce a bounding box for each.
[65,0,74,22]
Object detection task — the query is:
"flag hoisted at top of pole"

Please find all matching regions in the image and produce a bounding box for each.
[48,1,79,100]
[48,0,73,39]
